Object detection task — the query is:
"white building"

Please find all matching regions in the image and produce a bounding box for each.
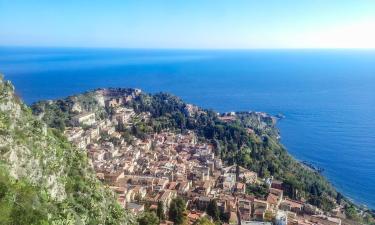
[73,112,96,126]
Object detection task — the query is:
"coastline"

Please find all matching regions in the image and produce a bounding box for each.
[1,47,374,212]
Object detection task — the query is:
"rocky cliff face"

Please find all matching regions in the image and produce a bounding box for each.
[0,75,134,224]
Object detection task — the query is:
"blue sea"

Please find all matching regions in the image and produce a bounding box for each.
[0,47,374,208]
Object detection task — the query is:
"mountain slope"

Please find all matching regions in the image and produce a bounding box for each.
[30,84,374,224]
[32,88,337,209]
[0,75,135,224]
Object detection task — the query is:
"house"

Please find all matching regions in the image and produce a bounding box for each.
[72,138,86,149]
[242,170,258,184]
[241,222,272,225]
[154,178,169,191]
[106,98,123,108]
[158,190,177,210]
[275,210,288,225]
[192,166,210,181]
[101,126,115,136]
[64,127,84,141]
[196,180,212,196]
[72,112,96,126]
[267,193,279,211]
[126,202,144,214]
[187,211,206,224]
[279,199,304,214]
[271,180,283,190]
[310,215,341,225]
[197,196,211,210]
[178,181,190,194]
[303,203,320,215]
[112,107,134,124]
[87,127,100,141]
[222,173,236,192]
[238,198,252,221]
[235,182,246,194]
[267,188,283,211]
[253,199,269,220]
[253,199,268,210]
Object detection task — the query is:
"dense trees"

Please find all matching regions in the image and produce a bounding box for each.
[0,167,49,224]
[127,93,342,209]
[193,217,215,225]
[157,201,165,221]
[137,211,159,225]
[206,199,220,222]
[246,183,269,199]
[29,86,375,224]
[169,197,187,225]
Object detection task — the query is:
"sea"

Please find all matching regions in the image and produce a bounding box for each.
[0,47,374,209]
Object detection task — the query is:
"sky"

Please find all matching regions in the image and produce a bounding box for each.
[0,0,375,49]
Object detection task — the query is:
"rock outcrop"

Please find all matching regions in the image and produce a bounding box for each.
[0,75,134,225]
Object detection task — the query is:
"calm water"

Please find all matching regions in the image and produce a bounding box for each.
[1,47,374,208]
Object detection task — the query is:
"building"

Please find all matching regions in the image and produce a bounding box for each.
[72,112,96,126]
[241,222,272,225]
[238,198,252,221]
[310,215,341,225]
[275,210,288,225]
[279,199,303,214]
[126,202,144,214]
[271,180,283,190]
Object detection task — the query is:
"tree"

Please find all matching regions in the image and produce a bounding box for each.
[169,197,187,225]
[264,211,274,222]
[194,217,215,225]
[336,192,344,205]
[206,199,220,222]
[157,201,165,221]
[344,205,359,220]
[137,211,159,225]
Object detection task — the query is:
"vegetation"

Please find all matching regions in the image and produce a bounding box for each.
[0,77,134,225]
[193,217,215,225]
[206,199,220,222]
[157,201,166,221]
[125,93,337,207]
[137,211,159,225]
[169,197,187,225]
[0,166,49,224]
[246,183,269,199]
[30,86,375,223]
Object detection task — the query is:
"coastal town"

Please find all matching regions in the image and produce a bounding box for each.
[61,89,346,225]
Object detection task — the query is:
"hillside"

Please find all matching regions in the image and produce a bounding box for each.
[0,75,135,224]
[32,89,335,205]
[30,85,374,224]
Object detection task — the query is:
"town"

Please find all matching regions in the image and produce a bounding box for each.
[63,91,343,225]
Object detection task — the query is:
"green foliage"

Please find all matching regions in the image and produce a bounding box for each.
[264,211,274,222]
[0,165,49,225]
[0,77,134,225]
[128,93,338,207]
[169,197,187,225]
[345,205,360,221]
[206,199,220,222]
[246,183,269,199]
[194,217,215,225]
[37,89,339,209]
[137,211,159,225]
[29,83,373,219]
[157,201,165,220]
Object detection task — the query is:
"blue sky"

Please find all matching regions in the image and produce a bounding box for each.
[0,0,374,49]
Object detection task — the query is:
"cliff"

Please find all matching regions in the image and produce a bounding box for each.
[0,75,135,224]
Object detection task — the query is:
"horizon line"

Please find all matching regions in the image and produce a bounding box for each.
[1,44,375,51]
